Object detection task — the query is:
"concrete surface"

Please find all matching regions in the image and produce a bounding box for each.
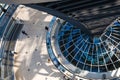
[13,5,64,80]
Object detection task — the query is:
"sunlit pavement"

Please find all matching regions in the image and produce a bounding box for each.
[13,5,64,80]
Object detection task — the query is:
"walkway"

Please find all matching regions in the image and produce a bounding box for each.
[13,5,64,80]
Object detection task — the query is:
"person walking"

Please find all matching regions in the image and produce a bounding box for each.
[22,30,29,38]
[45,26,49,31]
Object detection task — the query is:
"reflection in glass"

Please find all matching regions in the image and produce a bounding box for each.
[57,19,120,72]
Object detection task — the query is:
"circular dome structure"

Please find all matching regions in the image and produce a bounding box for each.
[46,17,120,79]
[58,20,120,73]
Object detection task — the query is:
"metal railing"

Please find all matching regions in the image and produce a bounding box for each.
[0,3,18,80]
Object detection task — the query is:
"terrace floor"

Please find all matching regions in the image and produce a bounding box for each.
[13,5,64,80]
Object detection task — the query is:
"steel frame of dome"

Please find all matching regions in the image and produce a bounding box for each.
[46,17,120,80]
[58,19,120,73]
[23,0,120,37]
[0,0,120,80]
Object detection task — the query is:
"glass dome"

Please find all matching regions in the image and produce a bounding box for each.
[57,19,120,72]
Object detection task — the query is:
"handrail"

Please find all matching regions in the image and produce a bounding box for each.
[0,4,18,80]
[46,17,75,79]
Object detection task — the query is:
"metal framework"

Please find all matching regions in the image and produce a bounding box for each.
[1,0,120,37]
[25,0,120,37]
[0,0,120,80]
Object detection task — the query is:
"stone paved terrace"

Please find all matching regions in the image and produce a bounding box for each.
[13,5,64,80]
